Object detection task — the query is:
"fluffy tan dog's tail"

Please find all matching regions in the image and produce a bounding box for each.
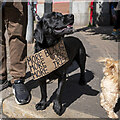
[97,57,113,63]
[97,57,118,69]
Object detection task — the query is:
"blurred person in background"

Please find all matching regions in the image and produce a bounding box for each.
[111,1,120,36]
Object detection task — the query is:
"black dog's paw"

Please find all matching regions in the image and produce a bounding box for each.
[53,100,62,116]
[36,101,47,110]
[79,78,86,86]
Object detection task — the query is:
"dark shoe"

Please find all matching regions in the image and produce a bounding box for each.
[0,80,12,91]
[111,30,120,36]
[13,79,30,105]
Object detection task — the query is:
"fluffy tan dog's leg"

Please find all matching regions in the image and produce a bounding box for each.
[100,91,118,118]
[100,93,105,107]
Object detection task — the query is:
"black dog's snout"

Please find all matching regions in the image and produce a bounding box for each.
[66,14,74,20]
[69,14,74,18]
[63,14,74,25]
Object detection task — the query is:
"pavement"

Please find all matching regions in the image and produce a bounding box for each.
[0,26,120,119]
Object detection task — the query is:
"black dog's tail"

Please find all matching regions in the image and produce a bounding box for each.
[86,54,90,57]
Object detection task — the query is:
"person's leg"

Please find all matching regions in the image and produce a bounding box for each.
[0,18,7,83]
[112,10,120,36]
[9,31,27,83]
[116,10,120,33]
[4,2,30,104]
[4,2,27,82]
[0,12,12,91]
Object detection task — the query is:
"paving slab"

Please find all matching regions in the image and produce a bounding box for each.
[3,95,98,118]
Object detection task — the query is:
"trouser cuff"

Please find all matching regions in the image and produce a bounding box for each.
[11,77,25,84]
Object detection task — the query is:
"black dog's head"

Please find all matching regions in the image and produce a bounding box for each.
[34,12,74,47]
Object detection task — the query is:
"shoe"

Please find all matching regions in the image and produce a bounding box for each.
[0,80,12,91]
[111,29,120,36]
[13,79,30,105]
[118,29,120,34]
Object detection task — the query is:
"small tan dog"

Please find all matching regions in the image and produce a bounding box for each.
[98,57,120,118]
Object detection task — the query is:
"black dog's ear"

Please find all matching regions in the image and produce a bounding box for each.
[34,19,43,44]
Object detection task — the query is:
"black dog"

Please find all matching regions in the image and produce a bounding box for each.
[34,12,86,116]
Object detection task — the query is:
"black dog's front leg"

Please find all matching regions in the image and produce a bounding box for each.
[53,73,66,116]
[36,79,47,110]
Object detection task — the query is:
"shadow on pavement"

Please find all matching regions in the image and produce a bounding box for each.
[46,69,99,115]
[114,98,120,113]
[62,69,99,114]
[74,26,120,42]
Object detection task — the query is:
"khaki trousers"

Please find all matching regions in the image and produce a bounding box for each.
[0,2,28,83]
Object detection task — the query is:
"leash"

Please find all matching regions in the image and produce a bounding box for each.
[28,1,41,21]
